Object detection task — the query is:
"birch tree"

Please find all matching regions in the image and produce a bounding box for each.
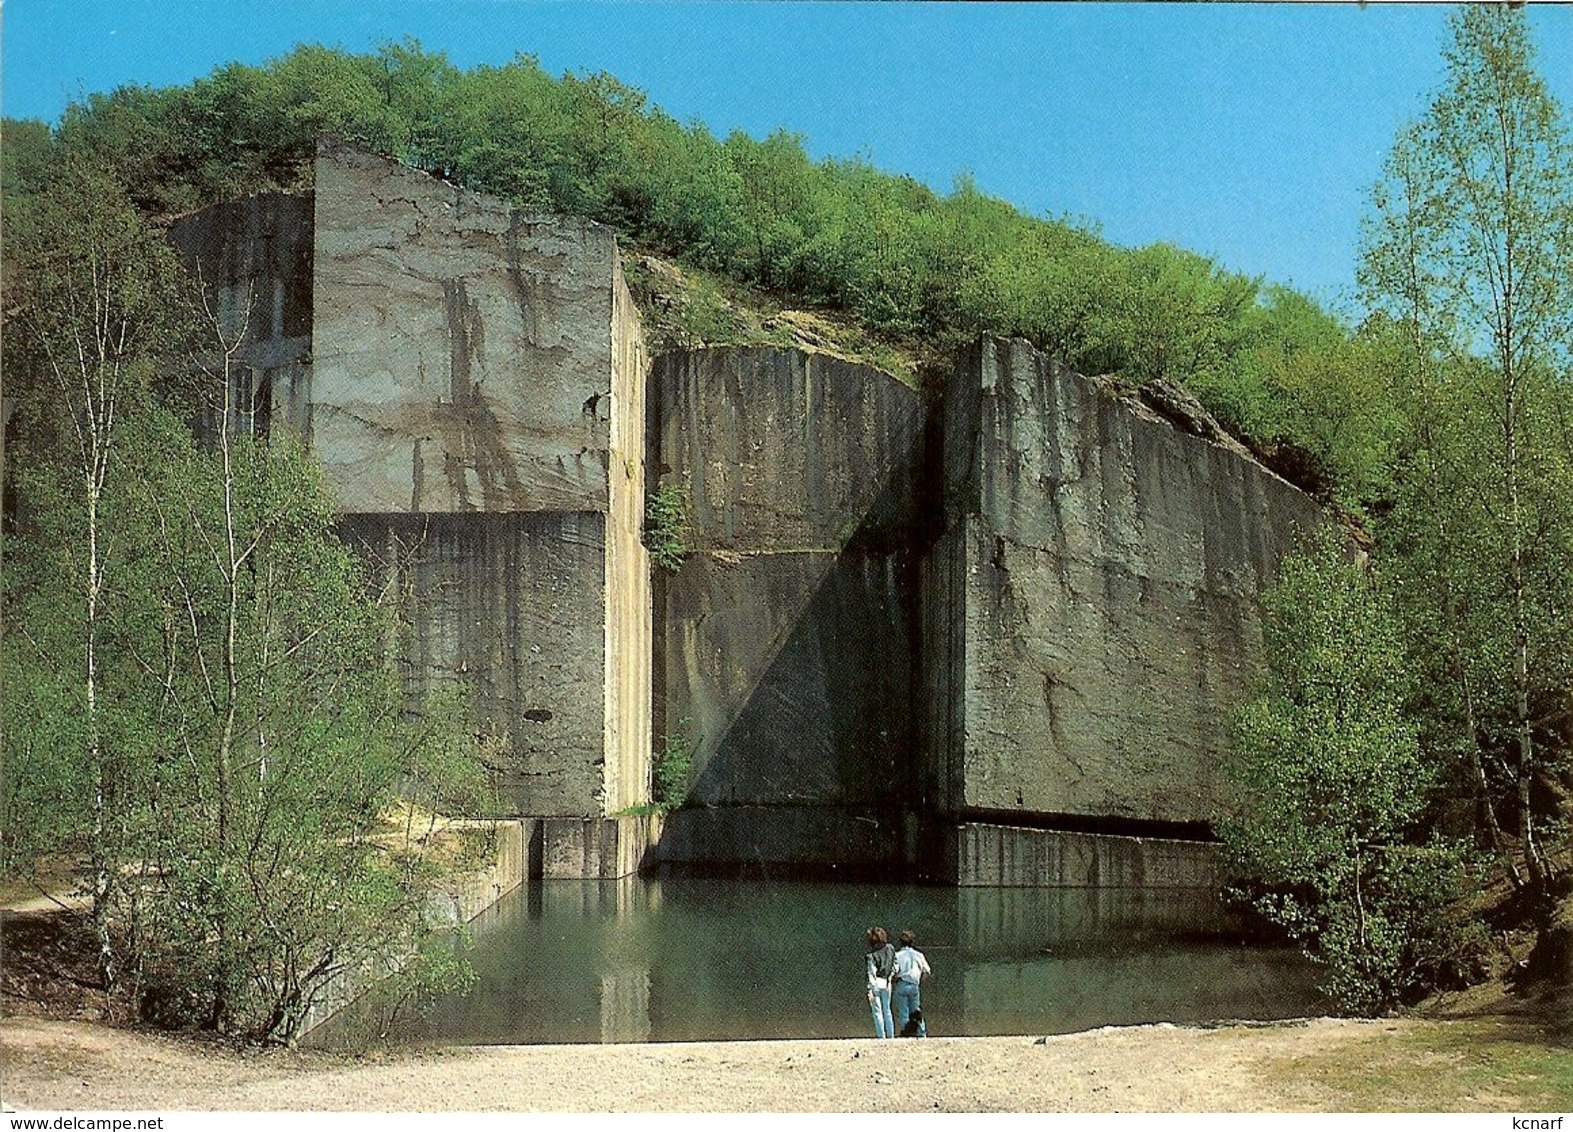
[2,163,187,990]
[1360,5,1573,897]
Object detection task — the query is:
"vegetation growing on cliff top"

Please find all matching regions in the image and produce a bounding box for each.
[4,37,1396,510]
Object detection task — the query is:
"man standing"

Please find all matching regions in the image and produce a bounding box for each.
[891,930,931,1037]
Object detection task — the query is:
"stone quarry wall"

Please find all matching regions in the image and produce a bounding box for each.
[167,191,315,436]
[603,265,652,813]
[648,347,925,859]
[948,823,1223,889]
[168,146,1323,881]
[308,142,649,819]
[338,512,608,815]
[171,143,651,822]
[922,335,1322,828]
[308,139,622,516]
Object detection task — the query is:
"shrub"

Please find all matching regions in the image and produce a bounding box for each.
[644,483,689,572]
[652,722,693,810]
[1220,530,1483,1013]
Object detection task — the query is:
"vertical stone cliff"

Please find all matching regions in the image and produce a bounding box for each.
[170,141,651,821]
[312,141,650,817]
[167,192,315,437]
[922,335,1322,832]
[308,141,622,516]
[648,347,926,866]
[603,265,652,813]
[167,146,1324,883]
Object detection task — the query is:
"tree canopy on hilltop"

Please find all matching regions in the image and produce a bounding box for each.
[3,40,1391,507]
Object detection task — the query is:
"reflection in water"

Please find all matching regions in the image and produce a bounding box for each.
[321,875,1323,1046]
[600,969,651,1044]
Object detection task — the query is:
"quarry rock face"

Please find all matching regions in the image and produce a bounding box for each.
[311,141,624,516]
[922,336,1322,829]
[170,141,650,822]
[649,347,924,551]
[337,511,610,815]
[648,348,924,837]
[167,192,314,438]
[169,144,1321,883]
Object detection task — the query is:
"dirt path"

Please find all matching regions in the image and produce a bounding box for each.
[3,1013,1566,1112]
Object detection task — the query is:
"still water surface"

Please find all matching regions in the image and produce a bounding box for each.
[343,875,1323,1045]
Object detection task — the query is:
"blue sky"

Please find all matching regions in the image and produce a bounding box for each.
[4,2,1570,311]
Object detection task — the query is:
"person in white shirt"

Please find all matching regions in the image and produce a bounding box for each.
[891,929,930,1037]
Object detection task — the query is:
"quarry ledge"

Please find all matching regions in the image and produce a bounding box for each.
[956,807,1216,843]
[947,821,1225,890]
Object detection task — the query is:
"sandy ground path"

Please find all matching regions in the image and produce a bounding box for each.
[3,1014,1543,1113]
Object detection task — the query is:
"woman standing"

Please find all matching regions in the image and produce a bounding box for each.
[891,929,931,1037]
[865,927,896,1039]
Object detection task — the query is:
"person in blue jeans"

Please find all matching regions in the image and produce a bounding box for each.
[891,930,931,1037]
[865,927,896,1038]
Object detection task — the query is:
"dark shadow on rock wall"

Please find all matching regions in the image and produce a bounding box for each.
[668,468,925,817]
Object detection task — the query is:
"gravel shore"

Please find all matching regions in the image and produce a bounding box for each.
[0,1013,1535,1113]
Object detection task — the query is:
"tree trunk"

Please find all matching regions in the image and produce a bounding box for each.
[1456,650,1519,883]
[1353,843,1367,951]
[210,342,243,1033]
[86,482,117,997]
[1504,360,1545,894]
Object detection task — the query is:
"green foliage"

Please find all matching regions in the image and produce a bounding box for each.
[1360,5,1573,897]
[119,418,487,1041]
[1,171,489,1043]
[1,118,54,199]
[651,721,694,811]
[5,406,488,1043]
[1220,531,1481,1013]
[1211,289,1405,509]
[667,273,747,347]
[0,640,92,875]
[1360,7,1572,382]
[643,483,690,572]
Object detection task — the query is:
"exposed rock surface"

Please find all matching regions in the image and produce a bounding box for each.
[313,143,651,818]
[168,191,314,435]
[649,347,925,827]
[649,346,923,551]
[604,268,653,813]
[167,146,1324,874]
[921,336,1322,826]
[311,139,622,515]
[170,143,650,821]
[1129,376,1255,463]
[949,823,1223,889]
[338,512,608,815]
